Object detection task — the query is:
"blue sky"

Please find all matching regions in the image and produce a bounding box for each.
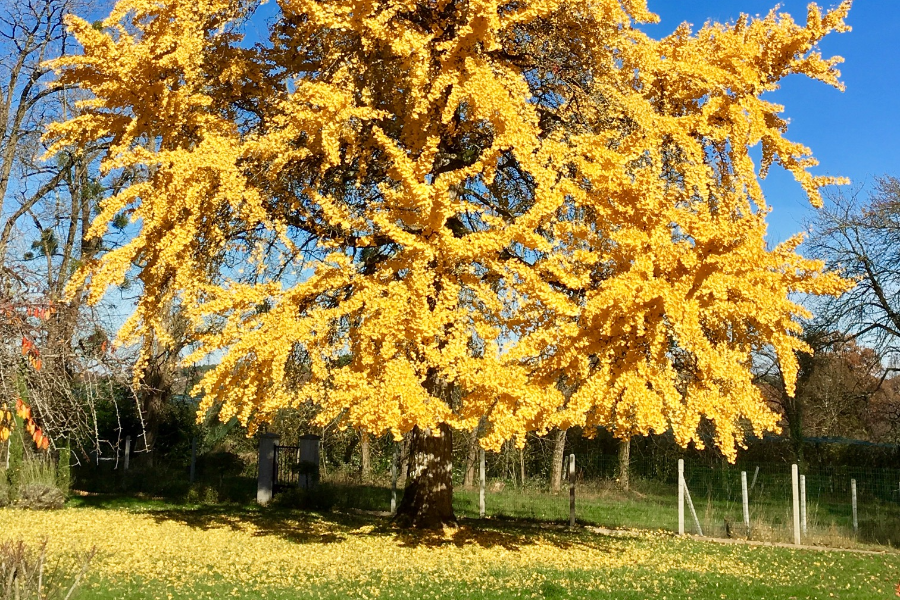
[642,0,899,245]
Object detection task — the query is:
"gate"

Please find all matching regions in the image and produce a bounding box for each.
[272,435,321,491]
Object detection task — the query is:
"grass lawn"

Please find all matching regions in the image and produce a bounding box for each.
[2,501,899,599]
[454,485,900,548]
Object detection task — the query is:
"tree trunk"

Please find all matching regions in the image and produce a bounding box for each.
[360,432,371,481]
[550,428,567,493]
[783,392,805,467]
[519,443,526,488]
[395,424,456,528]
[398,432,410,487]
[618,436,631,490]
[463,429,479,488]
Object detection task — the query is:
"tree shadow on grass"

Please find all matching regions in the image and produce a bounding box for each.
[104,500,627,553]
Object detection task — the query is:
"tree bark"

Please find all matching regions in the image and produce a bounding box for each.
[618,436,631,490]
[398,432,410,487]
[360,432,371,481]
[395,424,456,528]
[550,428,567,493]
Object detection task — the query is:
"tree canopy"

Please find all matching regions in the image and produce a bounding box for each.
[48,0,852,466]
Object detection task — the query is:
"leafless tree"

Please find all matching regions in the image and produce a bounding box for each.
[0,0,137,460]
[808,177,900,360]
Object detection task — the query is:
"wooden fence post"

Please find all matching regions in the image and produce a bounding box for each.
[391,443,398,515]
[792,464,801,545]
[851,479,858,535]
[800,474,807,536]
[124,436,131,471]
[479,448,485,519]
[678,458,685,535]
[683,477,703,536]
[741,470,750,535]
[568,453,576,528]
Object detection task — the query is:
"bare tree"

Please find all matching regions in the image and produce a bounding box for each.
[0,0,75,270]
[808,177,900,360]
[0,0,131,457]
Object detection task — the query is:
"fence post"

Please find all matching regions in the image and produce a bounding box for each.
[791,464,801,545]
[124,436,131,471]
[683,477,703,536]
[189,436,197,484]
[741,470,750,535]
[257,432,280,506]
[800,474,807,536]
[568,453,576,528]
[391,443,398,514]
[479,448,486,518]
[851,479,858,535]
[678,458,685,535]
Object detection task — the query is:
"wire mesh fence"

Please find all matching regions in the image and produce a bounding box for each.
[305,450,900,549]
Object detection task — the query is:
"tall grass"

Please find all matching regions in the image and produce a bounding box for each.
[0,540,96,600]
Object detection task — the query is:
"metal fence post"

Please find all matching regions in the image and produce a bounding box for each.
[678,458,685,535]
[123,436,131,471]
[792,464,801,545]
[851,479,858,535]
[568,453,576,528]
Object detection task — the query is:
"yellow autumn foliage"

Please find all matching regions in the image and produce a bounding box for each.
[47,0,852,460]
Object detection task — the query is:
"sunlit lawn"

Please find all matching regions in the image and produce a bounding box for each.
[3,502,899,599]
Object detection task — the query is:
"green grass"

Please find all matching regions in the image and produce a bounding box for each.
[452,481,900,548]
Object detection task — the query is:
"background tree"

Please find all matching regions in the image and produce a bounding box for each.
[0,0,130,457]
[808,176,900,360]
[49,0,851,527]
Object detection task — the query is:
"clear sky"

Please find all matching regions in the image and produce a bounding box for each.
[640,0,899,245]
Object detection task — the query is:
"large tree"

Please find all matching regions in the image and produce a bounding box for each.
[48,0,851,526]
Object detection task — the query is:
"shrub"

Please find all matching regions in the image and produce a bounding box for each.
[7,431,23,499]
[15,484,65,510]
[7,457,66,510]
[0,540,96,600]
[0,471,9,507]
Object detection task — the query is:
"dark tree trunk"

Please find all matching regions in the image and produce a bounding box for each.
[784,393,805,467]
[550,428,567,493]
[139,361,173,467]
[618,436,631,490]
[395,424,456,528]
